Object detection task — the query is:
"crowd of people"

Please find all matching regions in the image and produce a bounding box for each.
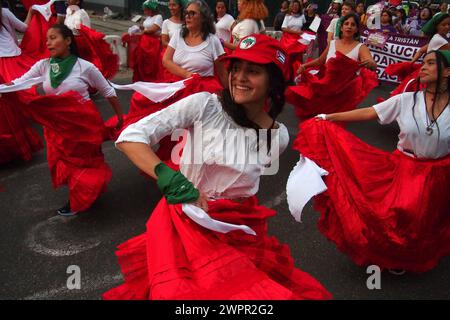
[0,0,449,300]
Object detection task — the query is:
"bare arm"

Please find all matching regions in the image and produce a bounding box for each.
[358,45,377,71]
[142,24,161,35]
[323,107,379,122]
[297,44,329,73]
[411,44,427,63]
[161,34,170,47]
[24,8,35,25]
[162,46,192,79]
[117,142,162,179]
[106,96,124,129]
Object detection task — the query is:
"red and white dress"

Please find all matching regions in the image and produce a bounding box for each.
[292,91,450,273]
[11,58,116,212]
[286,41,379,121]
[103,92,332,300]
[0,7,43,164]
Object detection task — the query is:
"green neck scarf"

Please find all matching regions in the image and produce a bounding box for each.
[49,54,77,89]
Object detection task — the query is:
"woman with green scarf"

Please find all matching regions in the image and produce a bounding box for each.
[9,24,124,216]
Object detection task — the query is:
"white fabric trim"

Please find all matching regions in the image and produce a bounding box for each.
[32,0,56,22]
[286,155,328,222]
[0,76,44,93]
[110,77,189,102]
[182,203,256,235]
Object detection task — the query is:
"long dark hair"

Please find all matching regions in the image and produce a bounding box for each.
[49,24,80,57]
[214,0,229,22]
[219,62,286,152]
[411,50,450,142]
[181,0,216,40]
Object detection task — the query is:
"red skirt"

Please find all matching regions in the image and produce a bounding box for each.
[20,13,55,60]
[20,92,112,212]
[103,197,332,300]
[286,51,379,121]
[76,25,119,79]
[385,62,422,97]
[0,55,43,164]
[293,119,450,273]
[127,34,162,82]
[280,32,309,81]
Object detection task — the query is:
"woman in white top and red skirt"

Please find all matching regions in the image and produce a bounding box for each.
[0,3,42,164]
[111,1,227,163]
[386,13,450,96]
[8,24,123,216]
[293,50,450,273]
[103,34,331,300]
[286,13,378,121]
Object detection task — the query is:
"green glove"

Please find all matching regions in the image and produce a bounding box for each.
[155,162,200,204]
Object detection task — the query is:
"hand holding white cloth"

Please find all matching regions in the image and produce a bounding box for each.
[286,155,328,222]
[0,77,44,93]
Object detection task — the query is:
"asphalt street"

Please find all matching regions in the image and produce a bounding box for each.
[0,75,449,300]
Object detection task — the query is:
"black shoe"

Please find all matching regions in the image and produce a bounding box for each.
[57,203,78,216]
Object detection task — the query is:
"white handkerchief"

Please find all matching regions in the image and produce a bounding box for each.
[182,203,257,235]
[110,78,189,103]
[286,155,328,222]
[308,16,321,33]
[0,77,44,93]
[32,0,56,22]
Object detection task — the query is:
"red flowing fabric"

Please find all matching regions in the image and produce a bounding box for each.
[20,13,54,60]
[293,119,450,273]
[76,25,119,79]
[0,53,43,164]
[385,62,422,96]
[280,32,309,81]
[125,34,162,82]
[103,197,332,300]
[286,52,379,121]
[121,33,140,70]
[16,91,112,212]
[20,0,47,10]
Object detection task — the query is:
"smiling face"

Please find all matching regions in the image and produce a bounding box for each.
[46,27,71,58]
[436,17,450,37]
[185,3,202,31]
[168,0,181,18]
[229,60,269,108]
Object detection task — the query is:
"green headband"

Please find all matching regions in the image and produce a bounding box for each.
[175,0,190,6]
[438,50,450,66]
[421,13,450,35]
[143,0,158,11]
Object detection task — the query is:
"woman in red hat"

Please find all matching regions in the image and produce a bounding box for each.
[103,34,331,300]
[286,13,378,121]
[292,50,450,274]
[0,2,43,164]
[6,24,123,216]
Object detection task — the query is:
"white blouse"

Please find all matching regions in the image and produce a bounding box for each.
[326,17,339,39]
[232,19,265,44]
[326,40,362,62]
[281,14,307,32]
[215,13,235,42]
[428,33,448,52]
[161,19,182,39]
[143,14,163,35]
[0,8,27,57]
[374,91,450,159]
[13,58,116,100]
[116,92,290,199]
[169,31,225,77]
[64,5,91,34]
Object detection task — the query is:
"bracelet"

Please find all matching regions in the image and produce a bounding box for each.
[316,114,327,120]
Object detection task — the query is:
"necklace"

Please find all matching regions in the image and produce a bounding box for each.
[423,90,450,135]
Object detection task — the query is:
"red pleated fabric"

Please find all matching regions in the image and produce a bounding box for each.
[126,34,162,82]
[280,32,309,81]
[76,25,119,79]
[0,53,43,164]
[385,62,422,96]
[18,91,112,212]
[20,0,47,10]
[285,52,379,121]
[103,197,332,300]
[293,119,450,273]
[19,13,54,60]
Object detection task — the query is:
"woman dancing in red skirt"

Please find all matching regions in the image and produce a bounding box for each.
[292,50,450,274]
[103,34,331,300]
[8,24,123,215]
